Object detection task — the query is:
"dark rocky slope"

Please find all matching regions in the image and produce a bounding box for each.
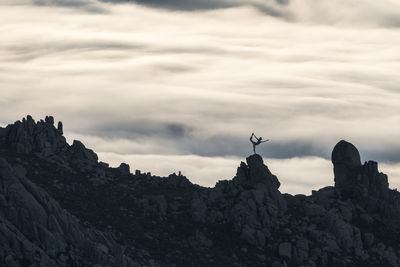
[0,116,399,267]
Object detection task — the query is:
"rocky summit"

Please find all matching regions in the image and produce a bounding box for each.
[1,116,400,267]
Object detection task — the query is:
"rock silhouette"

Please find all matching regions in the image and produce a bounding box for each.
[332,140,390,199]
[0,116,400,267]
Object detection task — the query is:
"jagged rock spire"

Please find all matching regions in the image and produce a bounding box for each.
[234,154,281,191]
[0,115,67,155]
[57,121,63,134]
[0,116,99,167]
[45,115,54,125]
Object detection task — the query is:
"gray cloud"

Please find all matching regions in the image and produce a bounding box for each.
[363,149,400,164]
[103,0,234,11]
[89,120,192,140]
[8,0,285,15]
[1,0,108,13]
[68,118,400,163]
[9,0,400,28]
[93,0,291,19]
[34,0,107,13]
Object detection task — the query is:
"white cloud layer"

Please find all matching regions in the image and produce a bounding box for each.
[97,152,400,195]
[0,1,399,194]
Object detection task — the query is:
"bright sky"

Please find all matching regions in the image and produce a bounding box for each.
[1,0,399,194]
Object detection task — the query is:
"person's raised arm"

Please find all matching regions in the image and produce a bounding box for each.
[261,139,269,143]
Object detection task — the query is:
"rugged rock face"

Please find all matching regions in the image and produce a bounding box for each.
[190,154,287,248]
[0,158,140,267]
[1,116,400,267]
[1,115,67,156]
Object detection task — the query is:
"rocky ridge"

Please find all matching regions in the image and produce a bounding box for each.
[0,116,400,267]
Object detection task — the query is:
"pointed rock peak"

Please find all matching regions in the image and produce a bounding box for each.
[57,121,63,134]
[246,154,274,179]
[246,153,264,168]
[117,163,130,175]
[26,115,34,122]
[331,140,361,168]
[45,115,54,125]
[234,154,280,190]
[71,140,98,163]
[72,140,85,149]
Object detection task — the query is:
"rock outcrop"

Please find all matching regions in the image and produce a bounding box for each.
[332,140,362,190]
[1,115,67,156]
[332,140,389,199]
[1,115,400,267]
[190,154,287,248]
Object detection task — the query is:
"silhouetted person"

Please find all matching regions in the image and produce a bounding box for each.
[250,133,269,154]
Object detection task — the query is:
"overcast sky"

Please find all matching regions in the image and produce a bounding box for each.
[1,0,399,194]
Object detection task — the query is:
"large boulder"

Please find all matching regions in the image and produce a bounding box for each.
[332,140,389,199]
[332,140,361,192]
[332,140,361,168]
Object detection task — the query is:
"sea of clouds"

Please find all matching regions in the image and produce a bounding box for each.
[1,0,399,194]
